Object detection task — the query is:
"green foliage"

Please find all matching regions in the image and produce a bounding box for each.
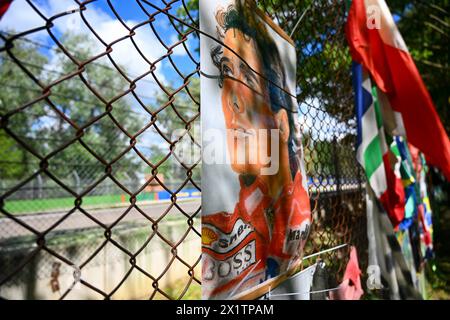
[46,33,144,182]
[175,0,199,43]
[0,131,26,179]
[0,39,48,179]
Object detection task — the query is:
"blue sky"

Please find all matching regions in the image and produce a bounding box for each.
[0,0,199,91]
[90,0,199,88]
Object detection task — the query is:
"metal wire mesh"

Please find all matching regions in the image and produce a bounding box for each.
[258,0,369,286]
[0,0,368,299]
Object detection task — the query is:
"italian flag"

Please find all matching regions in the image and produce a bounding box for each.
[353,62,405,227]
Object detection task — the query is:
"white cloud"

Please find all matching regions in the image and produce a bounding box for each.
[0,0,193,88]
[0,0,46,35]
[299,98,350,141]
[170,33,198,58]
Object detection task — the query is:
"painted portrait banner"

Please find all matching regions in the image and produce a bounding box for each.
[200,0,312,300]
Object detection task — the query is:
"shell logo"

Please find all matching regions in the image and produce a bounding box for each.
[202,227,218,246]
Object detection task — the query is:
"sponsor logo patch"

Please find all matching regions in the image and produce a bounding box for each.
[202,227,218,246]
[203,219,254,254]
[202,240,256,283]
[283,220,310,255]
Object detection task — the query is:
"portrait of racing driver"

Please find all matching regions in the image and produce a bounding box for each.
[202,0,312,299]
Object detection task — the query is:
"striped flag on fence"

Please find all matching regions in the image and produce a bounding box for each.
[346,0,450,180]
[353,62,405,228]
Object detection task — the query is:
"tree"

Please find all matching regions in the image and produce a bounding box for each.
[0,38,48,180]
[150,77,200,186]
[46,33,144,183]
[0,32,145,189]
[175,0,199,50]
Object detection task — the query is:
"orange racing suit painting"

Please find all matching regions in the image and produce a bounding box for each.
[200,0,312,299]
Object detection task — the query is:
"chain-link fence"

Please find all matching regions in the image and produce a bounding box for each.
[259,0,369,288]
[0,0,368,299]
